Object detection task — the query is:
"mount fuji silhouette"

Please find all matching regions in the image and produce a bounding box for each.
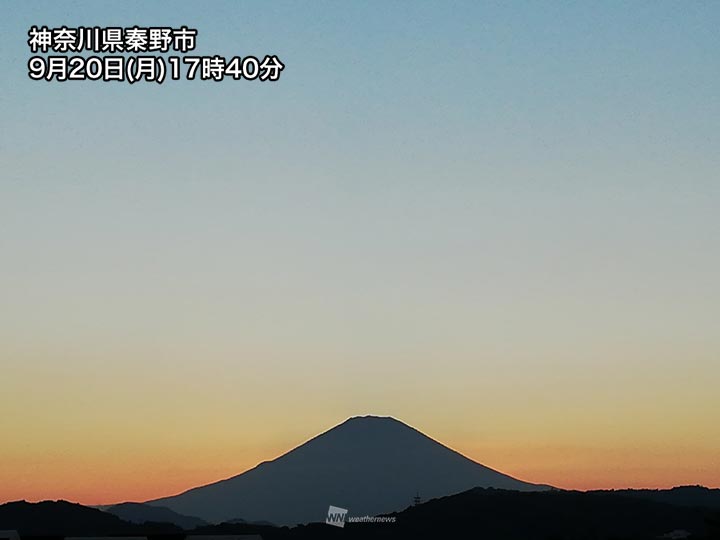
[147,415,550,525]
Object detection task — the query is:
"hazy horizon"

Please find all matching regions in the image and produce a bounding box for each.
[1,1,719,505]
[6,413,719,507]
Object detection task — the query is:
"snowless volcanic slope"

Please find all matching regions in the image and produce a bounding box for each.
[148,415,549,525]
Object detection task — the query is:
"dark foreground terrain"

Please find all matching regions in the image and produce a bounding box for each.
[2,486,720,540]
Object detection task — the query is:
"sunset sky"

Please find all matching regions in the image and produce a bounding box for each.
[1,1,719,505]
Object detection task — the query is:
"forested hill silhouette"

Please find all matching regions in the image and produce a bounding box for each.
[598,486,720,509]
[371,487,715,540]
[0,500,181,536]
[185,487,720,539]
[148,415,549,524]
[2,487,719,538]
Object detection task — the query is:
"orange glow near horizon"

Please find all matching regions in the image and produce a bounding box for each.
[2,348,719,505]
[2,422,718,506]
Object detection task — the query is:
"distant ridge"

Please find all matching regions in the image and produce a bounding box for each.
[0,500,180,535]
[103,502,207,529]
[148,415,550,524]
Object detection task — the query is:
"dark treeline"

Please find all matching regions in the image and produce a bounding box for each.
[3,487,720,540]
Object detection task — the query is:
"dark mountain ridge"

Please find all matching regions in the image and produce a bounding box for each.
[3,486,720,538]
[0,500,181,536]
[188,487,720,539]
[104,502,207,529]
[597,485,720,509]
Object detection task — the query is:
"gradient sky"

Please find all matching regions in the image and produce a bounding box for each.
[1,1,719,505]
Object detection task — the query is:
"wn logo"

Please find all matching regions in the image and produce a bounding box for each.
[326,505,348,528]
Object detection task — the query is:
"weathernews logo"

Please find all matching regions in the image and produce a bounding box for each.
[326,505,348,528]
[326,505,397,527]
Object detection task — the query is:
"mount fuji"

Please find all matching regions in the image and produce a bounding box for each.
[147,415,550,525]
